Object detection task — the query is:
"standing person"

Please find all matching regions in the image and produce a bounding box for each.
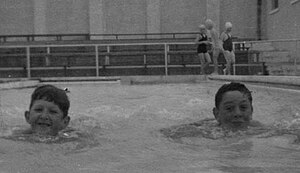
[220,22,235,75]
[195,24,211,75]
[205,19,223,75]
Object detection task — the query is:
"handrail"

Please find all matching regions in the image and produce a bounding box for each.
[0,41,265,78]
[0,32,198,42]
[0,32,254,43]
[234,38,300,44]
[0,42,196,48]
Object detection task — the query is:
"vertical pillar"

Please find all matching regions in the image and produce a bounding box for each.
[146,0,161,35]
[33,0,47,35]
[89,0,106,39]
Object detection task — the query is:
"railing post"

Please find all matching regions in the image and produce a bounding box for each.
[295,40,299,75]
[26,47,31,78]
[105,46,110,65]
[164,44,168,76]
[95,45,99,77]
[233,64,236,75]
[46,47,50,66]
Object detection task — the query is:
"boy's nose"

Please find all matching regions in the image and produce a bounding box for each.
[40,111,50,119]
[233,108,242,119]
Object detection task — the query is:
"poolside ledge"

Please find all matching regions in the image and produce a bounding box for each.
[0,79,39,90]
[121,75,207,85]
[208,75,300,88]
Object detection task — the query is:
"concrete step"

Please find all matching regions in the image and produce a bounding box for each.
[260,51,294,63]
[265,63,299,75]
[251,42,276,51]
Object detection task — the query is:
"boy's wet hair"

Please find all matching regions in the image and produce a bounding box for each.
[29,85,70,117]
[215,82,252,108]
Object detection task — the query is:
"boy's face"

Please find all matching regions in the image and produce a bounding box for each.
[25,99,70,136]
[213,91,253,130]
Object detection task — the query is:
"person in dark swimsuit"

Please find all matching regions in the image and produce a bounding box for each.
[195,24,211,75]
[220,22,235,75]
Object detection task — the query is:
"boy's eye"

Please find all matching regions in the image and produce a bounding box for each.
[34,108,43,112]
[225,106,233,111]
[49,110,58,114]
[240,105,248,111]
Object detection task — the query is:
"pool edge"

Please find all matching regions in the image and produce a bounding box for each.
[208,75,300,89]
[120,75,207,85]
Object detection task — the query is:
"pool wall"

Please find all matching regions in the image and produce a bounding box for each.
[120,75,207,85]
[208,75,300,88]
[1,75,300,90]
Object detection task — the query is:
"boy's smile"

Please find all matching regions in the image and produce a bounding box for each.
[25,99,70,136]
[213,90,253,130]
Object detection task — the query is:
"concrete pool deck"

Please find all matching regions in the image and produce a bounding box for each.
[1,75,300,90]
[207,75,300,89]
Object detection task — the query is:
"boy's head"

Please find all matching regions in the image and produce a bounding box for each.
[213,82,253,130]
[205,19,214,30]
[25,85,70,136]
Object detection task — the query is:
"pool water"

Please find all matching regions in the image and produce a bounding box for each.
[0,81,300,173]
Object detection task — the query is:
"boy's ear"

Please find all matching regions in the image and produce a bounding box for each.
[250,105,254,120]
[62,116,70,128]
[24,111,30,124]
[213,107,219,121]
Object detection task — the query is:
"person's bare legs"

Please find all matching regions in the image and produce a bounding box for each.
[224,50,235,75]
[212,48,220,74]
[199,53,205,74]
[204,53,211,74]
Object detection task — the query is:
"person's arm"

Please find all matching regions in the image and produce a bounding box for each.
[195,34,200,44]
[210,30,219,45]
[220,32,225,43]
[220,32,226,49]
[195,34,206,44]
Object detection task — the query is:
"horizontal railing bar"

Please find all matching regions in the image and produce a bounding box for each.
[0,67,25,70]
[234,39,300,44]
[0,42,196,48]
[0,32,197,37]
[0,63,263,71]
[30,66,97,70]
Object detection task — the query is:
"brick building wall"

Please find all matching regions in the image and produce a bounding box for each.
[0,0,299,40]
[0,0,34,35]
[265,0,300,40]
[219,0,258,39]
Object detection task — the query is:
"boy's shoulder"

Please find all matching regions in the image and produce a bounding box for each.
[249,120,265,127]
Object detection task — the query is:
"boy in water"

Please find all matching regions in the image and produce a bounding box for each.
[205,19,223,75]
[161,82,262,139]
[213,82,261,130]
[220,22,235,75]
[195,24,212,75]
[24,84,70,136]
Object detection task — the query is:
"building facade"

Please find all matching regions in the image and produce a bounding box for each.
[0,0,299,40]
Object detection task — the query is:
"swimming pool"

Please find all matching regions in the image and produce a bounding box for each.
[1,81,300,173]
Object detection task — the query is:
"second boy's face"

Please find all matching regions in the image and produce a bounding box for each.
[25,99,70,136]
[213,91,253,130]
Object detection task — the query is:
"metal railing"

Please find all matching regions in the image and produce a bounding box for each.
[0,32,256,43]
[0,32,200,43]
[234,39,300,76]
[0,41,264,78]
